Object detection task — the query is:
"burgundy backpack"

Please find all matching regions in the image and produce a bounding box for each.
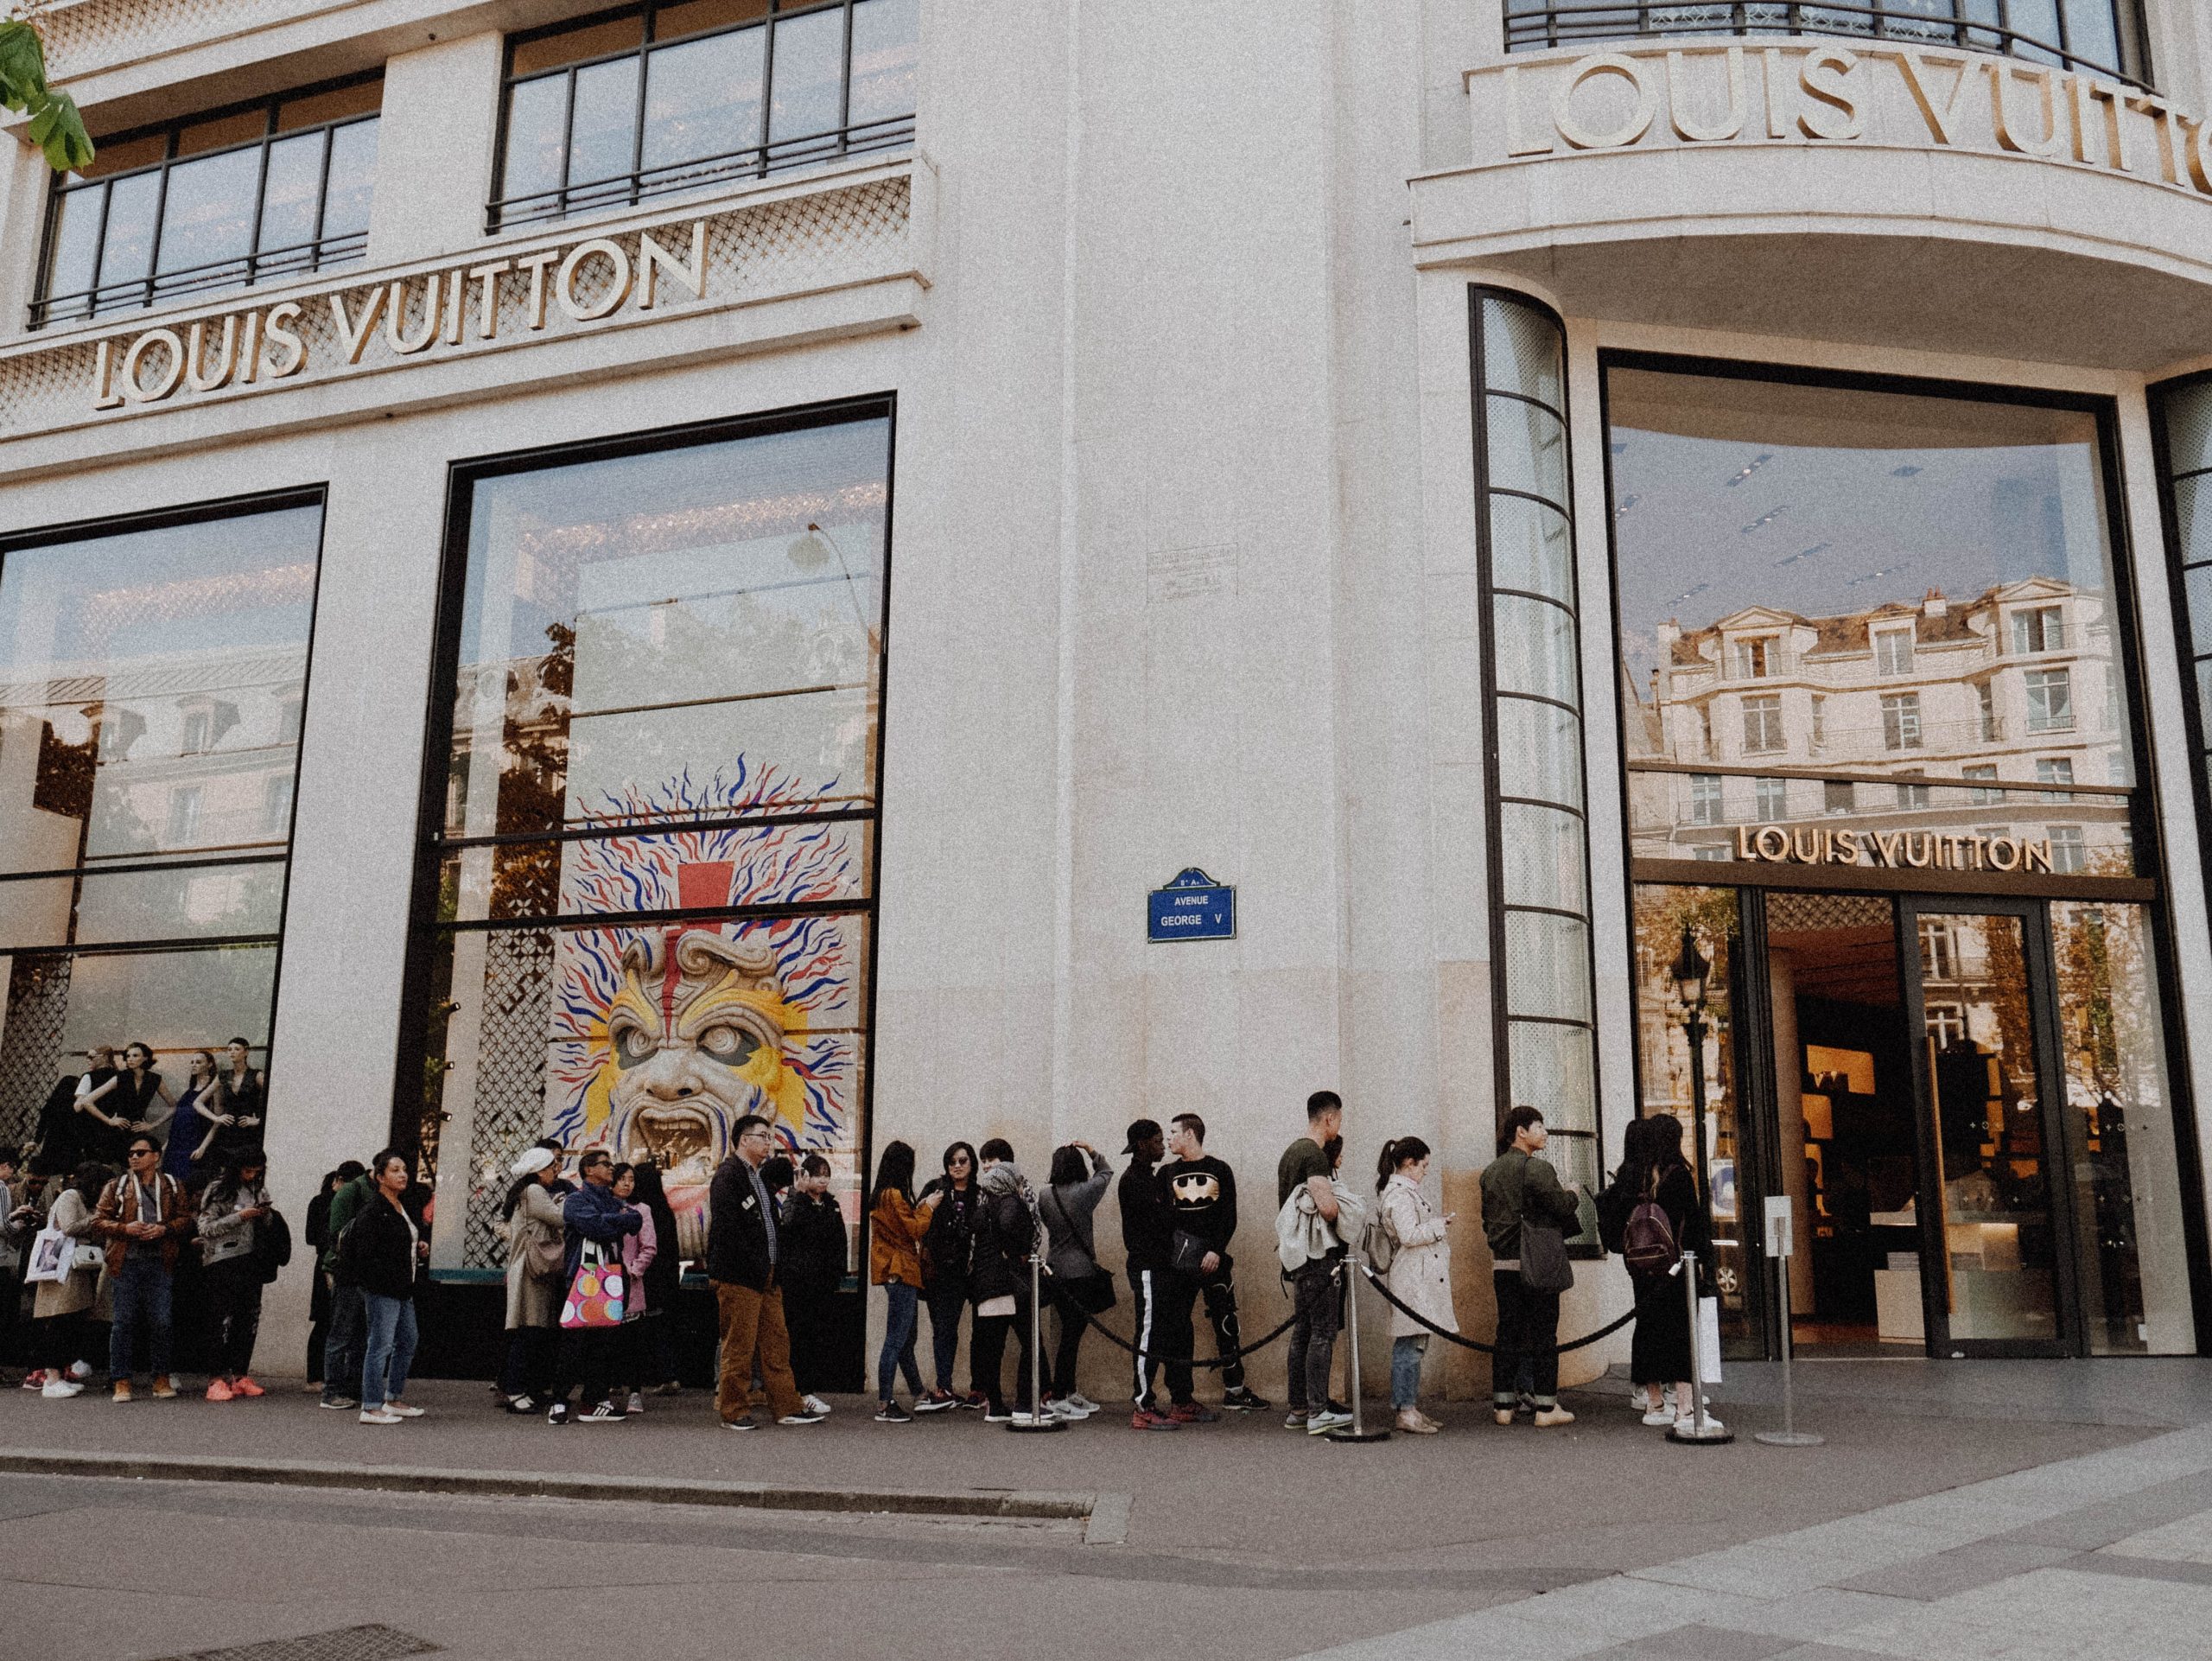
[1621,1174,1678,1281]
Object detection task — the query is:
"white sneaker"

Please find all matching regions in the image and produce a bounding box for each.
[1044,1397,1094,1420]
[359,1408,403,1425]
[628,1391,646,1416]
[1305,1409,1354,1435]
[40,1379,81,1398]
[1065,1391,1101,1414]
[383,1402,426,1418]
[803,1394,831,1416]
[1641,1405,1675,1426]
[67,1360,92,1382]
[1675,1410,1726,1435]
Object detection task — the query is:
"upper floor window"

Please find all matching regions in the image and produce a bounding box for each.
[1688,772,1722,824]
[493,0,918,231]
[1872,626,1914,676]
[2026,666,2075,732]
[2012,605,2067,653]
[35,77,381,330]
[1881,690,1923,750]
[1502,0,2149,86]
[1741,692,1784,754]
[1731,636,1774,678]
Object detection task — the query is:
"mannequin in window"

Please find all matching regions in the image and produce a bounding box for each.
[208,1038,267,1161]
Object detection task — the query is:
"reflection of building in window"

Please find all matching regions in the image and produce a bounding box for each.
[1754,776,1788,822]
[1873,626,1915,674]
[1897,780,1931,808]
[166,786,202,844]
[2037,757,2075,801]
[1824,778,1853,815]
[1928,1002,1968,1047]
[1742,693,1784,753]
[2049,824,2089,872]
[1810,694,1826,749]
[2026,667,2074,732]
[1977,680,1998,741]
[1881,691,1923,750]
[2011,604,2066,653]
[1965,764,1999,805]
[1689,772,1722,824]
[261,774,294,833]
[181,707,212,755]
[1921,919,1957,980]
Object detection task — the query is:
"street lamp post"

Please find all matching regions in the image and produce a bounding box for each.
[1670,925,1713,1214]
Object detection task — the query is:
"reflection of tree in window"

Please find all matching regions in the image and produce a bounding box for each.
[2049,824,2088,873]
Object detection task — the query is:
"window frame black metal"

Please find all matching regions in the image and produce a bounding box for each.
[1501,0,2152,90]
[0,485,330,1098]
[30,72,385,333]
[1466,284,1606,1225]
[486,0,915,232]
[388,393,897,1213]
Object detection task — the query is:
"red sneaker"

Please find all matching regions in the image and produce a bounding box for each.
[231,1376,265,1398]
[20,1370,46,1391]
[1129,1408,1182,1431]
[205,1378,234,1403]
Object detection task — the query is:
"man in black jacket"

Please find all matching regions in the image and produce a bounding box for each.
[706,1116,823,1430]
[1160,1113,1268,1414]
[1116,1119,1185,1431]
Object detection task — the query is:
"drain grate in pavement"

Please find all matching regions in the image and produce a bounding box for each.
[149,1626,441,1661]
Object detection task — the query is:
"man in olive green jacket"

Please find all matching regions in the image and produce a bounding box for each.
[318,1165,376,1409]
[1478,1106,1582,1428]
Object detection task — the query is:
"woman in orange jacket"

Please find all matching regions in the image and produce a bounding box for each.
[868,1141,938,1422]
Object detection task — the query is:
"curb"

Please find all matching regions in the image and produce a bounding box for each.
[0,1447,1099,1523]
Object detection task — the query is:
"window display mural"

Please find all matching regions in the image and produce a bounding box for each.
[407,405,889,1275]
[0,498,320,1169]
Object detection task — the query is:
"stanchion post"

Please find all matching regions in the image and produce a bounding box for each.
[1007,1249,1066,1433]
[1327,1252,1389,1442]
[1667,1247,1732,1446]
[1755,1195,1822,1448]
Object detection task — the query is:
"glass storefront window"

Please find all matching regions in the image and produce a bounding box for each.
[1473,290,1600,1207]
[1612,368,2139,879]
[406,407,891,1276]
[0,500,321,1165]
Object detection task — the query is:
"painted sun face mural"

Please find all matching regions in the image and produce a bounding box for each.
[542,766,864,1258]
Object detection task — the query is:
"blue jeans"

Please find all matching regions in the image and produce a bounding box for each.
[322,1280,365,1403]
[878,1281,922,1401]
[109,1255,173,1382]
[1390,1333,1428,1410]
[360,1294,418,1411]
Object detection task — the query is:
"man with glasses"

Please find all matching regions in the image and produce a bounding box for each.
[544,1148,641,1425]
[705,1115,823,1431]
[93,1136,195,1403]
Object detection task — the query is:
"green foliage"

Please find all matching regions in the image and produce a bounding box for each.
[0,18,93,172]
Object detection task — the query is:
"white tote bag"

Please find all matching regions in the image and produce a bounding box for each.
[1697,1294,1724,1384]
[22,1224,68,1285]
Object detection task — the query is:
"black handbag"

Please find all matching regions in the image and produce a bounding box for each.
[256,1206,293,1285]
[1169,1229,1212,1277]
[1517,1164,1575,1294]
[1066,1269,1117,1313]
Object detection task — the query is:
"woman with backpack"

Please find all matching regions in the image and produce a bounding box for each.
[967,1140,1043,1424]
[1376,1136,1454,1435]
[1620,1114,1719,1433]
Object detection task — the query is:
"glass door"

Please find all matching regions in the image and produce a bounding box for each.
[1898,899,2077,1356]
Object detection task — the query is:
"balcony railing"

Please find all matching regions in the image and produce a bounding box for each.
[1502,2,2146,88]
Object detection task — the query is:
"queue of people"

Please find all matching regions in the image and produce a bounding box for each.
[0,1064,1707,1434]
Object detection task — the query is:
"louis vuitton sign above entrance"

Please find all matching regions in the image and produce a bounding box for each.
[1472,42,2212,198]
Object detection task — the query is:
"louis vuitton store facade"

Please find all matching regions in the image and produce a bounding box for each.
[3,0,2212,1388]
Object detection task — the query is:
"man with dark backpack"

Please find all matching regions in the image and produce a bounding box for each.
[319,1161,376,1410]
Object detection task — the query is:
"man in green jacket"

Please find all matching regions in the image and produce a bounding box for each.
[318,1165,376,1410]
[1479,1105,1583,1429]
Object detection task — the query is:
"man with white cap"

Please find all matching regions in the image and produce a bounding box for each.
[499,1142,570,1413]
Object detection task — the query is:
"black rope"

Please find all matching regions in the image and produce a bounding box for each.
[1041,1272,1300,1369]
[1357,1263,1638,1358]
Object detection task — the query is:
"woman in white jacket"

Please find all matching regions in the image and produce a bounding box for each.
[1377,1137,1455,1435]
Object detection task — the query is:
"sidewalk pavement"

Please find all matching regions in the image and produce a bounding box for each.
[0,1359,2206,1660]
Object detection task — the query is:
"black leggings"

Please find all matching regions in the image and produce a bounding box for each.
[204,1258,264,1378]
[1050,1302,1085,1398]
[969,1302,1033,1413]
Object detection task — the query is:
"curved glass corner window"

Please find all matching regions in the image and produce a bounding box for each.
[1472,289,1600,1203]
[0,497,321,1156]
[34,78,381,330]
[493,0,918,231]
[405,404,890,1281]
[1502,0,2148,86]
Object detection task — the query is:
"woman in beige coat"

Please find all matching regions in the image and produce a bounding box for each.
[1377,1137,1455,1435]
[31,1162,111,1397]
[498,1145,569,1413]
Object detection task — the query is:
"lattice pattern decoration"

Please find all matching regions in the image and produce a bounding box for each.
[0,954,71,1154]
[455,928,556,1272]
[1768,891,1894,932]
[39,0,346,80]
[0,175,913,441]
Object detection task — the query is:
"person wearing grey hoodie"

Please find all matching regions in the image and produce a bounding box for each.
[1037,1141,1111,1417]
[967,1141,1043,1422]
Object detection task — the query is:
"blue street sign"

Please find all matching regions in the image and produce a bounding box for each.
[1147,868,1236,942]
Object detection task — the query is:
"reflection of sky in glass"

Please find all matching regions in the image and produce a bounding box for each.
[458,417,891,671]
[1607,372,2110,693]
[0,506,321,677]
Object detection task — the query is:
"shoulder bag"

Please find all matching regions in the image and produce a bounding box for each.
[1517,1161,1574,1294]
[560,1234,626,1328]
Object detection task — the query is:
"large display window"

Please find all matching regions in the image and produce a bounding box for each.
[0,495,321,1171]
[1607,361,2196,1357]
[401,402,891,1276]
